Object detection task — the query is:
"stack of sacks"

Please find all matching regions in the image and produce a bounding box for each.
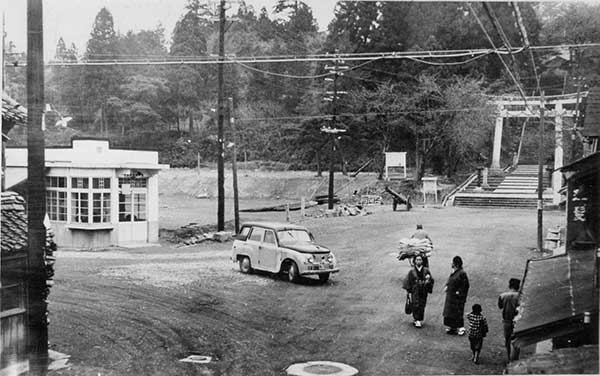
[397,238,433,260]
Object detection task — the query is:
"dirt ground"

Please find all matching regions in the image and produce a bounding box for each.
[47,202,564,376]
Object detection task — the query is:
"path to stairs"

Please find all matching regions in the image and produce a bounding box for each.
[451,165,553,208]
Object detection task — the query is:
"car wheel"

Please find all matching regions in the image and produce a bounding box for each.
[318,273,330,283]
[287,261,299,283]
[239,256,252,274]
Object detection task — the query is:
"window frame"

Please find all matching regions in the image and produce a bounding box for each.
[263,230,277,245]
[118,177,148,222]
[248,227,265,242]
[70,176,112,224]
[46,176,67,222]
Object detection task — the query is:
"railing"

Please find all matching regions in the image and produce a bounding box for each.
[441,171,478,206]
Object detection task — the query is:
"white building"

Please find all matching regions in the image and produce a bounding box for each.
[5,138,169,249]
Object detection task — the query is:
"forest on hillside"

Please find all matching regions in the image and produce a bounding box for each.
[4,1,600,179]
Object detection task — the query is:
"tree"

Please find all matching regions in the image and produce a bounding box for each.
[347,82,409,178]
[326,2,380,53]
[86,7,119,60]
[80,7,123,131]
[436,77,495,176]
[540,2,600,86]
[46,38,80,124]
[105,75,171,135]
[168,0,215,132]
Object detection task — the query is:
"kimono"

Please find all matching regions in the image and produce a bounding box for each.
[443,267,470,328]
[403,266,434,321]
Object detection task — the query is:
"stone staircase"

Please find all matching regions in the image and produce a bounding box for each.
[451,165,553,208]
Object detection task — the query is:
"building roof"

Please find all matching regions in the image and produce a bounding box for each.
[506,345,598,374]
[1,191,28,254]
[583,86,600,137]
[513,249,598,344]
[559,152,600,179]
[1,92,27,135]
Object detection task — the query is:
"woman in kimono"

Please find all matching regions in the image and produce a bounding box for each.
[403,254,434,328]
[443,255,470,335]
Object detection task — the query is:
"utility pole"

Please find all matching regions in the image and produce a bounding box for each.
[27,0,49,373]
[228,97,239,234]
[323,55,347,209]
[2,11,5,191]
[217,0,226,231]
[571,76,583,162]
[537,91,545,252]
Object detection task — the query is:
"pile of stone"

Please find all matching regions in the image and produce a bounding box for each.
[309,204,370,218]
[174,223,233,246]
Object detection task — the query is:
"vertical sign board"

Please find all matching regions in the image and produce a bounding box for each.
[566,172,599,251]
[384,152,407,179]
[422,177,438,203]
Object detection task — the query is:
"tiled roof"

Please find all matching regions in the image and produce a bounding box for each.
[2,92,27,134]
[514,249,598,335]
[506,345,598,374]
[1,191,28,254]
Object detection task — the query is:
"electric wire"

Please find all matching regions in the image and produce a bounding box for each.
[406,52,492,66]
[467,2,529,105]
[482,2,521,81]
[9,43,600,68]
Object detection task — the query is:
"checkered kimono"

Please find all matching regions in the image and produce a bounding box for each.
[466,312,488,338]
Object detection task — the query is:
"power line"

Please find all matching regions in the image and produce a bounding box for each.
[234,60,332,79]
[6,43,599,67]
[406,52,492,66]
[511,1,542,95]
[468,2,529,105]
[482,2,521,81]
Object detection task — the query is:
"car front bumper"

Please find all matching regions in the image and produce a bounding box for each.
[300,266,340,275]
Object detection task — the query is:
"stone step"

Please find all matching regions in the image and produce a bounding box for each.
[493,189,538,194]
[454,196,552,208]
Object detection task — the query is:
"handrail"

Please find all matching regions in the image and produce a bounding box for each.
[441,171,478,206]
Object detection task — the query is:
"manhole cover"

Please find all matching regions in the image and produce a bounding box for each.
[179,355,212,364]
[286,361,358,376]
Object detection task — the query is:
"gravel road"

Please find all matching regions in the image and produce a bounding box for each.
[48,205,563,375]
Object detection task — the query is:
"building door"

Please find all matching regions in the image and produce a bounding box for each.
[118,176,148,243]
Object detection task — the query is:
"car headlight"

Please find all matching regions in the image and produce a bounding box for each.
[327,254,334,263]
[306,256,314,264]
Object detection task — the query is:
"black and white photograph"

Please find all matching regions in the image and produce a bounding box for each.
[1,0,599,375]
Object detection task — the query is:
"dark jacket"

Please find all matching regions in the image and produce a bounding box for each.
[443,267,470,320]
[498,290,520,322]
[403,266,434,305]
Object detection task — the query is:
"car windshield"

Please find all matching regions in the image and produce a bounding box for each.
[277,229,311,243]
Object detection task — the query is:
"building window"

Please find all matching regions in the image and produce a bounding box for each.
[119,178,147,222]
[46,176,67,221]
[118,176,147,188]
[92,193,111,223]
[71,192,89,223]
[71,177,111,224]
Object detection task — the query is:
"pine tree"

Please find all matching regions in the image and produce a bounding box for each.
[80,7,122,132]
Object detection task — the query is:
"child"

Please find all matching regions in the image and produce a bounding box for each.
[466,303,488,364]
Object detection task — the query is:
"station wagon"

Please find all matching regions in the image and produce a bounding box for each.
[231,222,339,283]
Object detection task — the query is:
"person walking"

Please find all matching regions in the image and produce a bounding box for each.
[443,256,470,335]
[410,224,432,267]
[411,224,431,241]
[498,278,521,361]
[466,303,488,364]
[403,254,434,328]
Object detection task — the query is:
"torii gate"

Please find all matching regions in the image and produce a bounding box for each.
[490,92,588,204]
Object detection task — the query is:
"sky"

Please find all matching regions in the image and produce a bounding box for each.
[1,0,338,59]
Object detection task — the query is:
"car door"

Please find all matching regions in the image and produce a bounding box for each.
[259,229,279,272]
[246,227,265,271]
